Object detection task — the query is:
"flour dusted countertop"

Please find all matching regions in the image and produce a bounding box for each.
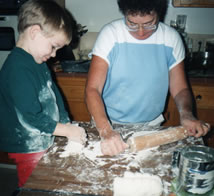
[22,122,203,196]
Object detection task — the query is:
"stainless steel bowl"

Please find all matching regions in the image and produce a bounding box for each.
[177,145,214,194]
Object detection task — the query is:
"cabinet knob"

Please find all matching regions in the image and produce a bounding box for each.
[195,95,202,100]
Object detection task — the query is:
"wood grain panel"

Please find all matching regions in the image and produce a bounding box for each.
[173,0,214,7]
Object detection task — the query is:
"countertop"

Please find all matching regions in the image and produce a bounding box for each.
[55,71,88,78]
[20,122,203,196]
[51,59,214,79]
[54,70,214,83]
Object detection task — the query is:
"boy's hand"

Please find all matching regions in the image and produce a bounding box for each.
[66,125,87,145]
[54,123,87,145]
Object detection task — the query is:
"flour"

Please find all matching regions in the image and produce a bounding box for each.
[60,137,158,167]
[59,140,84,157]
[60,130,157,159]
[113,172,163,196]
[38,81,60,122]
[82,141,103,158]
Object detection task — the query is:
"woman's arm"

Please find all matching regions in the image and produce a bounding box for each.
[85,55,113,135]
[169,61,210,137]
[85,55,128,155]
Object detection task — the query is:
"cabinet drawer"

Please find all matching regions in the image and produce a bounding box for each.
[59,85,85,101]
[193,87,214,109]
[197,108,214,125]
[57,77,87,87]
[56,76,87,101]
[67,101,91,121]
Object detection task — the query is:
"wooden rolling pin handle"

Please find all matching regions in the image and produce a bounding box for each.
[127,126,188,152]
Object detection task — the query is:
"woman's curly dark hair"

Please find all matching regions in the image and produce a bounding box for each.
[117,0,168,21]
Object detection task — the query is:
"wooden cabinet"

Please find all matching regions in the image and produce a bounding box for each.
[193,85,214,124]
[55,73,91,122]
[191,79,214,148]
[162,95,180,126]
[173,0,214,7]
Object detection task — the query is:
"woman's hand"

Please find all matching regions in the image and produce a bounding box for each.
[180,115,210,138]
[100,129,129,156]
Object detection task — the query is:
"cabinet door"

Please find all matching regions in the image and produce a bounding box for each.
[173,0,214,7]
[163,85,214,127]
[162,95,180,126]
[191,85,214,148]
[66,101,91,121]
[192,85,214,126]
[56,75,91,122]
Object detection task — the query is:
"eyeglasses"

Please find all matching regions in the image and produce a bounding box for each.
[125,17,158,32]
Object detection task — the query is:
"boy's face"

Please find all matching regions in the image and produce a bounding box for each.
[30,26,70,64]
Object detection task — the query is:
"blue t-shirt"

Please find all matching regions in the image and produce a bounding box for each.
[92,19,185,124]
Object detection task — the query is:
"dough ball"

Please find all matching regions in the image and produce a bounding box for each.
[113,172,163,196]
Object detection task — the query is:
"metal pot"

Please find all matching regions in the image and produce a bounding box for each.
[173,145,214,194]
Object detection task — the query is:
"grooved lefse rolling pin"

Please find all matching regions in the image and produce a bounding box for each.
[127,126,188,152]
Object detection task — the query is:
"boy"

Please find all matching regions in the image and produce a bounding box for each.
[0,0,86,187]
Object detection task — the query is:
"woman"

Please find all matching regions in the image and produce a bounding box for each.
[85,0,210,156]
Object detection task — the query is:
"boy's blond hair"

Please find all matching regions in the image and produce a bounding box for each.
[18,0,74,42]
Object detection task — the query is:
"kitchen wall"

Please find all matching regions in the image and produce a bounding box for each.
[66,0,214,57]
[66,0,214,34]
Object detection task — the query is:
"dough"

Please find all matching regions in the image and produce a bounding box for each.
[113,172,163,196]
[59,140,84,157]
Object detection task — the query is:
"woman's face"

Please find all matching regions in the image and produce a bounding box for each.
[125,12,158,40]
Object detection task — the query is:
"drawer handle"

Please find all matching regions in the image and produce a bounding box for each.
[195,95,202,100]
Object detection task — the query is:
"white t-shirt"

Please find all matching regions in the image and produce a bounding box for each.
[92,18,185,124]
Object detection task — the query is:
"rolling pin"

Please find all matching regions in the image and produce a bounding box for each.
[127,126,188,152]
